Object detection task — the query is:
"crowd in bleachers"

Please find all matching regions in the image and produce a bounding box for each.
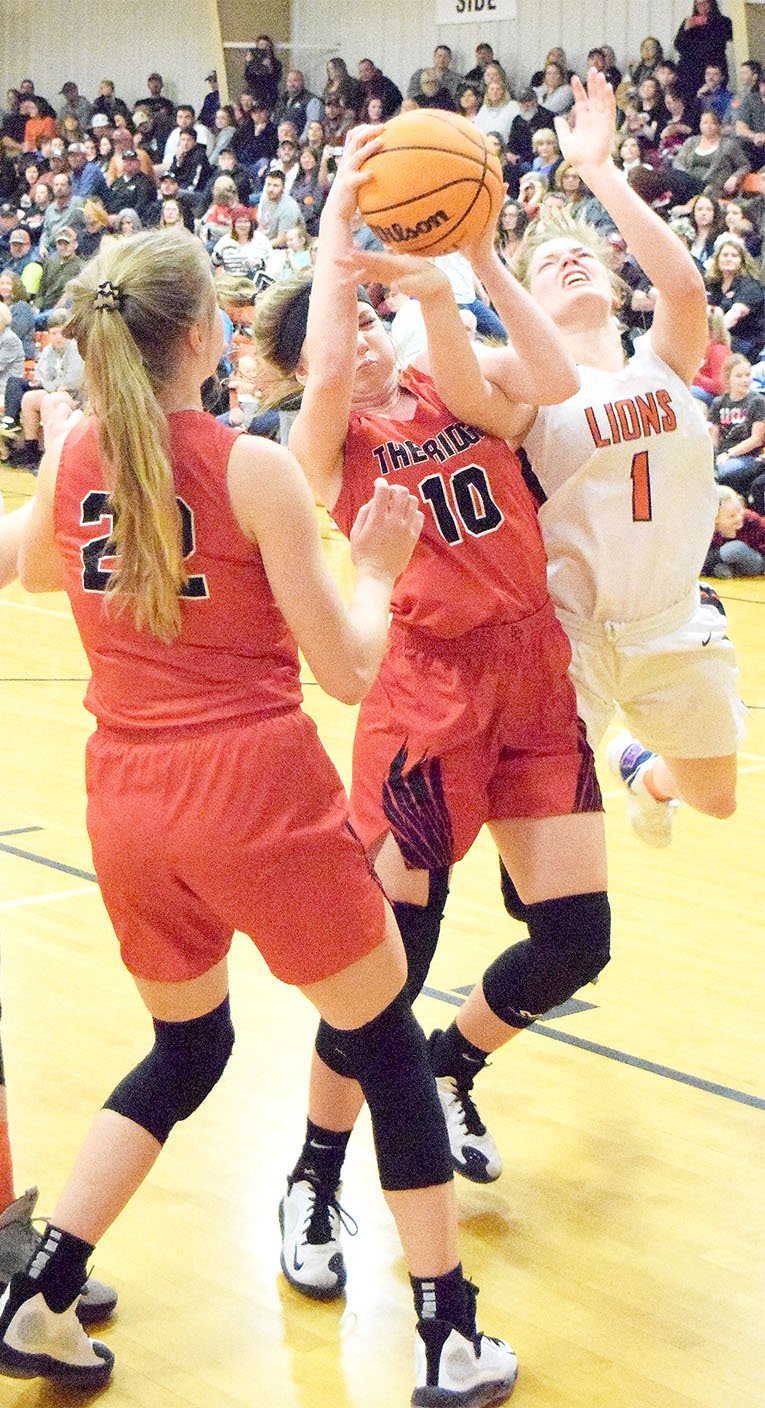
[2,7,765,569]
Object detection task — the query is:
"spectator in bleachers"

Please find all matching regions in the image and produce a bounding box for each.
[734,67,765,170]
[706,234,765,355]
[231,101,278,177]
[321,94,355,145]
[696,62,733,123]
[506,86,555,168]
[139,72,175,125]
[531,127,562,182]
[290,146,325,235]
[407,45,462,103]
[245,36,283,107]
[0,269,35,357]
[658,85,696,164]
[0,298,25,403]
[494,197,527,266]
[211,206,271,277]
[672,109,749,198]
[722,198,761,258]
[166,132,211,211]
[458,85,482,121]
[257,167,300,248]
[3,229,42,298]
[628,37,664,89]
[704,484,765,575]
[36,226,83,314]
[21,98,56,153]
[692,305,731,405]
[66,143,110,203]
[358,59,402,119]
[323,57,363,118]
[106,149,157,223]
[674,0,733,102]
[39,173,84,255]
[534,60,574,116]
[199,71,220,131]
[709,352,765,492]
[57,81,93,132]
[273,70,324,138]
[463,42,495,92]
[688,191,725,267]
[208,106,237,165]
[412,69,457,113]
[91,78,130,127]
[77,199,109,259]
[474,66,519,141]
[2,309,83,467]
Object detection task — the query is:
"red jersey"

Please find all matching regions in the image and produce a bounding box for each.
[54,411,302,730]
[333,369,549,637]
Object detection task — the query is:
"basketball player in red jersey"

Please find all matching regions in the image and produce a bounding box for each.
[0,230,518,1408]
[255,127,610,1301]
[0,496,117,1324]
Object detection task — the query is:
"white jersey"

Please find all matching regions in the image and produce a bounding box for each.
[523,335,716,623]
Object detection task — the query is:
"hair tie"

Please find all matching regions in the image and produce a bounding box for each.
[93,280,123,312]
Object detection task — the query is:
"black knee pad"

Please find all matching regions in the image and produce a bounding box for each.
[325,990,453,1192]
[483,891,611,1028]
[104,996,235,1144]
[498,859,531,925]
[314,867,450,1079]
[398,867,450,1002]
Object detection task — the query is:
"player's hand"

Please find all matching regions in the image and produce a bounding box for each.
[341,246,450,302]
[323,124,386,223]
[40,392,81,442]
[554,69,617,175]
[350,477,424,582]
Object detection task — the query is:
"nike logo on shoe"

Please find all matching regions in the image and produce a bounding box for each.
[293,1248,305,1271]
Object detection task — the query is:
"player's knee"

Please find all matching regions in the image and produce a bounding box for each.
[699,787,737,820]
[483,891,611,1028]
[104,997,235,1144]
[498,858,531,925]
[325,989,453,1191]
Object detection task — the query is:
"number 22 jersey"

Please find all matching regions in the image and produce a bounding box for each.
[522,335,717,623]
[332,367,550,637]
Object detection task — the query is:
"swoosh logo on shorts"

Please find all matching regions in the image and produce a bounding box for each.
[702,632,712,646]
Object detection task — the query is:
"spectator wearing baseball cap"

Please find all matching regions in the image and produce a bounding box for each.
[5,228,43,298]
[58,82,94,132]
[140,73,175,123]
[200,70,220,129]
[105,149,157,222]
[35,227,83,318]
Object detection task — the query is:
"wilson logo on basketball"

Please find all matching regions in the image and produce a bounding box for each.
[368,209,449,245]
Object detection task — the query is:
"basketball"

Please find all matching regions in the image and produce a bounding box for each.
[356,110,504,256]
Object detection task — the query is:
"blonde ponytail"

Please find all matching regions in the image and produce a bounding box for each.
[66,231,215,642]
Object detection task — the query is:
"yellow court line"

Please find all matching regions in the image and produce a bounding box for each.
[0,884,96,911]
[0,598,70,620]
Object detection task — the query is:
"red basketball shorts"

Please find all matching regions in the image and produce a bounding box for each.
[86,708,386,983]
[350,599,602,868]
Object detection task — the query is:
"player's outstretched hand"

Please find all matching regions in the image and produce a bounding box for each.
[39,392,82,444]
[324,124,386,223]
[553,69,616,174]
[350,477,424,582]
[340,246,450,303]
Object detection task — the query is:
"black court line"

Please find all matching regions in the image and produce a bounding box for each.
[421,985,765,1112]
[2,838,762,1112]
[0,841,96,883]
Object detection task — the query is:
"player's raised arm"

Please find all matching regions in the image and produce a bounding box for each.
[551,70,707,382]
[286,126,384,506]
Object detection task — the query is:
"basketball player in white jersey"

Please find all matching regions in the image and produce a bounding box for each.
[498,70,743,847]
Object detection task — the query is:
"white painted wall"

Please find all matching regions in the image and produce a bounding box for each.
[0,1,225,115]
[289,0,723,97]
[0,1,736,118]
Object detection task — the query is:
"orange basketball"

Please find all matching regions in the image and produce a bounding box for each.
[357,110,504,256]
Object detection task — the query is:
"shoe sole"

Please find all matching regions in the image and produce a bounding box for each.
[278,1199,346,1302]
[0,1280,115,1328]
[412,1369,517,1406]
[0,1339,113,1388]
[76,1292,118,1326]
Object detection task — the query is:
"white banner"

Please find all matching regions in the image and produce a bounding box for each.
[436,0,516,23]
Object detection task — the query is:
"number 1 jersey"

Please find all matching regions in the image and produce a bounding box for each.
[523,335,717,623]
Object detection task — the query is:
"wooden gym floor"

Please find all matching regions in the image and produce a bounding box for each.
[0,465,763,1408]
